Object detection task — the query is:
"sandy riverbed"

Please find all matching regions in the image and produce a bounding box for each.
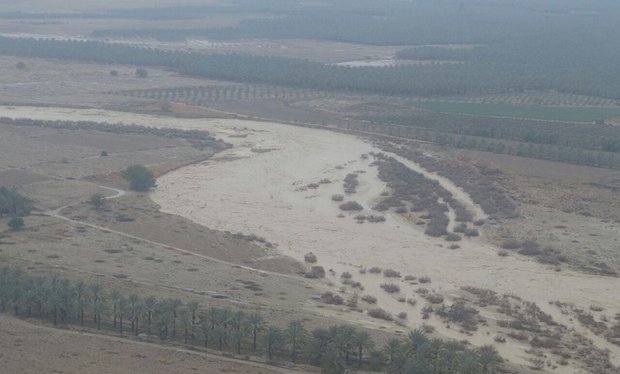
[2,105,619,369]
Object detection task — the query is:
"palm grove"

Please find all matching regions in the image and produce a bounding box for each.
[0,266,502,373]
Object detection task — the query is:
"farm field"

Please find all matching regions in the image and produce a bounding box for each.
[411,101,620,123]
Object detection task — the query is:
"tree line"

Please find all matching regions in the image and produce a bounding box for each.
[0,266,502,373]
[2,33,620,101]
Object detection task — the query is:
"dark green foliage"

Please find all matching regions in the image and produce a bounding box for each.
[89,194,106,210]
[135,68,148,78]
[121,165,156,192]
[7,216,24,231]
[0,187,32,217]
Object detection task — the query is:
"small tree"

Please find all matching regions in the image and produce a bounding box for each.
[135,68,148,78]
[121,165,156,192]
[89,194,106,210]
[8,217,24,231]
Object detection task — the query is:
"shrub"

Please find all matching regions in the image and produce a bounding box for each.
[361,295,377,304]
[100,150,108,157]
[367,215,386,223]
[474,219,486,226]
[321,292,343,305]
[454,223,467,233]
[305,266,325,279]
[380,283,400,293]
[448,244,460,250]
[465,229,479,237]
[304,252,317,263]
[135,68,148,78]
[343,173,359,194]
[331,194,344,202]
[498,250,509,257]
[383,269,401,278]
[339,201,363,211]
[121,165,156,192]
[341,272,352,279]
[89,193,106,210]
[404,275,416,281]
[501,239,521,250]
[445,233,462,242]
[15,61,26,69]
[398,312,408,320]
[519,240,541,256]
[368,267,382,274]
[8,217,24,231]
[494,335,506,343]
[426,294,444,304]
[368,308,392,321]
[418,276,431,284]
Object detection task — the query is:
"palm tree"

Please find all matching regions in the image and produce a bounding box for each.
[232,325,246,354]
[264,326,283,360]
[93,298,106,330]
[354,331,374,368]
[478,345,501,374]
[406,328,428,357]
[384,338,401,364]
[144,296,157,335]
[118,297,128,335]
[73,281,87,326]
[88,282,103,324]
[213,324,226,350]
[127,294,140,333]
[110,290,121,328]
[248,312,264,352]
[167,299,183,337]
[286,320,306,363]
[187,300,201,339]
[199,319,210,348]
[307,328,330,366]
[180,312,191,344]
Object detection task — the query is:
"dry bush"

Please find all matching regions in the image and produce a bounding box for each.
[331,194,345,202]
[464,228,479,237]
[321,292,344,305]
[368,267,382,274]
[519,239,542,256]
[341,272,353,279]
[419,276,431,284]
[304,252,317,263]
[343,173,359,194]
[380,283,400,293]
[454,223,467,233]
[407,298,417,306]
[383,269,401,278]
[498,250,509,257]
[448,244,460,250]
[501,239,521,250]
[494,335,507,343]
[445,233,462,242]
[305,266,325,279]
[416,287,429,295]
[367,215,386,223]
[398,312,408,320]
[426,294,445,304]
[339,201,363,211]
[404,275,416,281]
[361,295,377,304]
[368,308,393,321]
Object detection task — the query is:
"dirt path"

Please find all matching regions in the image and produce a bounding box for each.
[2,105,620,369]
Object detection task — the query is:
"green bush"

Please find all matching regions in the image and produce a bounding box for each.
[121,165,155,192]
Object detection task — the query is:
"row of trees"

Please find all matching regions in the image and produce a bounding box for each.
[0,266,502,373]
[2,33,620,100]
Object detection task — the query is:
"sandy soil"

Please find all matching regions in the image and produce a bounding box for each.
[2,105,619,370]
[0,314,300,374]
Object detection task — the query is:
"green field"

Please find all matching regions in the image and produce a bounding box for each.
[411,102,620,123]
